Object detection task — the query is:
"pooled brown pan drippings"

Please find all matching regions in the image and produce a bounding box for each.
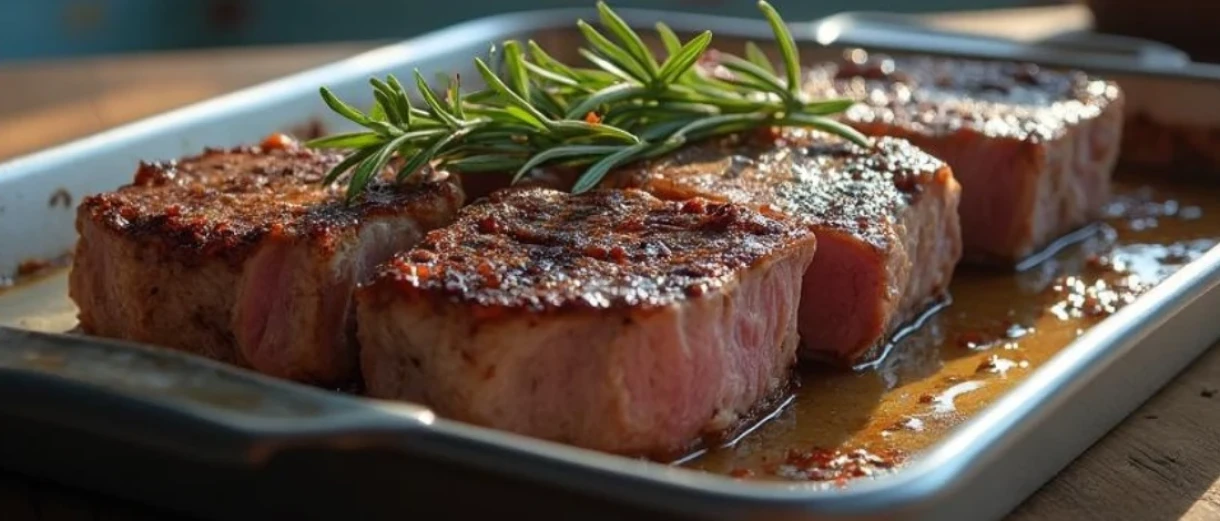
[683,178,1220,481]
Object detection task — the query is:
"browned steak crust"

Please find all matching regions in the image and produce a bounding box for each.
[80,136,458,265]
[361,187,815,315]
[617,130,949,247]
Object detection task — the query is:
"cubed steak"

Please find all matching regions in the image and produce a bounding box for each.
[69,134,464,385]
[802,51,1124,264]
[356,187,817,457]
[610,130,961,365]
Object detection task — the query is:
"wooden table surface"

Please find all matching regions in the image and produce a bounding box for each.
[2,5,1219,520]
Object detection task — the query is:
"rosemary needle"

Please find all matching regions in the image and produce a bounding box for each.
[307,0,870,202]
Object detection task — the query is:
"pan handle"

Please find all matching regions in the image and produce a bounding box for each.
[808,11,1192,71]
[0,326,435,467]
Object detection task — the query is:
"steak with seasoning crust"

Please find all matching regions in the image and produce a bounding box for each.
[800,51,1124,264]
[68,134,464,385]
[609,130,961,365]
[356,187,817,457]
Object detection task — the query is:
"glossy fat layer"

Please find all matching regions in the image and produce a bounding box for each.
[615,130,951,251]
[360,187,817,315]
[78,137,461,264]
[799,51,1121,142]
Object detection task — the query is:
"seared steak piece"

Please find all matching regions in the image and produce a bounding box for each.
[69,134,464,385]
[801,52,1124,264]
[356,187,817,457]
[610,130,961,365]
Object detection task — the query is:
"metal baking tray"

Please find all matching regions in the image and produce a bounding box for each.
[3,7,1220,521]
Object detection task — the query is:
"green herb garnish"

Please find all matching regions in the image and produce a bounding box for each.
[307,0,871,202]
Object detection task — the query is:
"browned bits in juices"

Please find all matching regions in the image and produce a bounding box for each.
[956,330,990,350]
[765,447,904,482]
[729,468,754,479]
[1046,274,1148,321]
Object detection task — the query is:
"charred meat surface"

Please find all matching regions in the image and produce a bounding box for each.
[356,187,817,457]
[69,134,464,385]
[610,130,962,365]
[799,51,1123,264]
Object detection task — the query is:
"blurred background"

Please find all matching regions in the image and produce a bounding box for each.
[16,0,1213,162]
[0,0,1063,64]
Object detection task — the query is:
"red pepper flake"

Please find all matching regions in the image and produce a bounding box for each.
[728,468,754,479]
[608,246,627,263]
[584,111,602,125]
[260,132,298,150]
[917,393,934,404]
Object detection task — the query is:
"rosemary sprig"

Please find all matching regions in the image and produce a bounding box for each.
[307,0,870,202]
